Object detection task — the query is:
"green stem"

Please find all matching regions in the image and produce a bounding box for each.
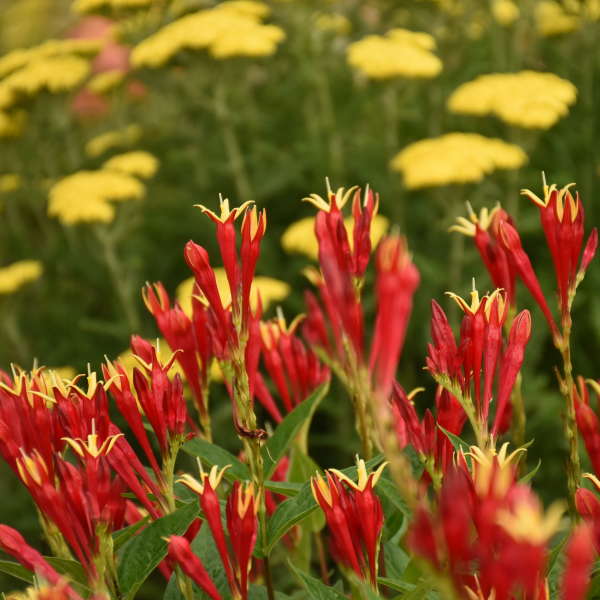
[214,76,253,201]
[94,225,140,333]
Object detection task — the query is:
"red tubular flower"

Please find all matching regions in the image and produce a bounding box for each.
[409,445,563,600]
[575,476,600,552]
[351,186,379,278]
[451,205,517,307]
[226,482,258,598]
[0,525,82,599]
[573,378,600,476]
[311,459,387,585]
[143,282,210,419]
[167,535,222,600]
[498,219,559,338]
[522,182,598,321]
[369,235,419,398]
[492,310,532,435]
[560,523,595,600]
[259,314,329,419]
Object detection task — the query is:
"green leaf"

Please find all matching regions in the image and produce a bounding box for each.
[45,557,88,586]
[182,438,250,481]
[377,577,415,593]
[163,574,184,600]
[288,561,347,600]
[265,482,317,555]
[437,425,470,453]
[287,449,325,534]
[0,560,33,584]
[264,480,303,497]
[117,501,199,600]
[519,458,542,484]
[262,383,328,479]
[112,516,149,551]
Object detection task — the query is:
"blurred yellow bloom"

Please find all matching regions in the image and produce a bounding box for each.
[85,124,143,158]
[535,1,580,36]
[176,270,290,316]
[347,29,442,79]
[88,70,125,94]
[0,260,42,294]
[492,0,520,25]
[0,174,21,192]
[281,214,389,260]
[74,0,157,12]
[390,133,527,189]
[217,1,271,18]
[448,70,577,129]
[48,170,145,225]
[314,13,352,35]
[103,151,159,179]
[0,55,90,110]
[0,39,99,79]
[132,6,284,68]
[0,110,26,137]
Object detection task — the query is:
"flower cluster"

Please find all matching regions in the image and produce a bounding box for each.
[0,260,42,295]
[448,71,577,129]
[346,28,442,79]
[390,133,527,189]
[131,2,285,68]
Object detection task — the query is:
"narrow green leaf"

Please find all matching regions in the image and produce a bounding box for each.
[264,480,303,497]
[262,383,328,479]
[288,561,347,599]
[182,438,250,481]
[112,516,149,551]
[45,557,88,586]
[437,425,470,453]
[377,577,416,593]
[519,458,542,484]
[117,501,199,600]
[0,560,33,584]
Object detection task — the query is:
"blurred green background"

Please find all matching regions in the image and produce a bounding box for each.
[0,0,598,595]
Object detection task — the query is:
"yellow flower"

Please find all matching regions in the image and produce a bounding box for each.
[492,0,520,25]
[314,13,352,35]
[73,0,156,12]
[0,54,90,110]
[175,270,290,316]
[216,1,271,18]
[88,70,125,94]
[390,133,527,189]
[48,169,145,225]
[347,29,442,79]
[116,339,184,378]
[85,124,143,158]
[131,7,284,68]
[0,39,99,79]
[447,70,577,129]
[0,260,42,294]
[103,151,159,179]
[0,174,21,193]
[535,1,580,36]
[281,214,389,260]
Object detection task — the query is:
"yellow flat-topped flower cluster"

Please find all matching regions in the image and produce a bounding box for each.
[535,1,580,36]
[131,1,285,68]
[347,28,442,79]
[281,214,389,260]
[85,124,143,158]
[0,260,42,295]
[448,70,577,129]
[48,150,159,225]
[73,0,156,12]
[176,269,290,316]
[390,133,527,189]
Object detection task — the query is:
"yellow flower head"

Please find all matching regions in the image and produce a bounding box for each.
[0,260,42,294]
[73,0,157,12]
[467,443,524,498]
[497,498,564,545]
[450,203,502,237]
[175,271,290,316]
[103,151,159,179]
[391,133,527,189]
[446,287,506,321]
[48,169,145,225]
[347,29,442,79]
[521,178,578,222]
[0,173,21,193]
[535,1,580,36]
[62,421,123,459]
[329,457,388,492]
[85,124,143,158]
[0,54,90,111]
[492,0,520,26]
[131,6,284,68]
[448,71,577,129]
[88,70,125,94]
